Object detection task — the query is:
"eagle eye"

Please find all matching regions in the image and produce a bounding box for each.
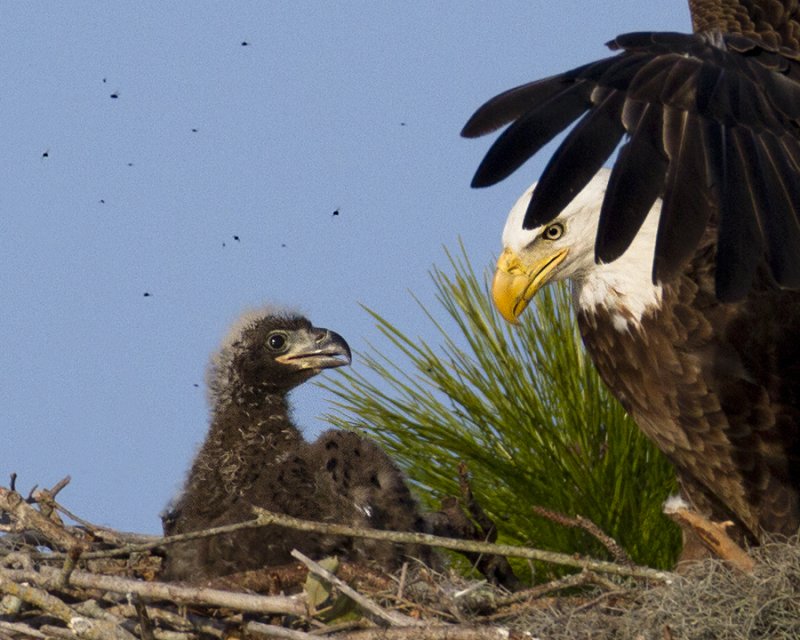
[266,331,289,352]
[542,223,564,241]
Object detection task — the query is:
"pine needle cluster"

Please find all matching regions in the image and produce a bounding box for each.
[321,244,681,577]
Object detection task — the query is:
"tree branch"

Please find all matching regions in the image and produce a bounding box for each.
[0,565,306,616]
[333,624,527,639]
[532,505,633,565]
[291,550,422,627]
[253,508,671,582]
[0,574,136,640]
[32,507,670,583]
[0,487,82,551]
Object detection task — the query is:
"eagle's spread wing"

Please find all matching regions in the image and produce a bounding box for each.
[463,2,800,301]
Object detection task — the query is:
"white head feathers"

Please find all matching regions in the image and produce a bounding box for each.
[502,168,664,331]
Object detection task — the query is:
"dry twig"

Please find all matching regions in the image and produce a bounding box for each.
[26,502,666,583]
[255,507,669,582]
[0,565,305,616]
[292,550,422,627]
[330,625,526,639]
[0,574,136,640]
[0,488,82,551]
[532,505,632,565]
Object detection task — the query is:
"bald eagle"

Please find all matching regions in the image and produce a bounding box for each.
[463,1,800,549]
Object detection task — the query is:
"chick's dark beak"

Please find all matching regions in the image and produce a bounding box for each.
[314,329,352,368]
[276,327,352,370]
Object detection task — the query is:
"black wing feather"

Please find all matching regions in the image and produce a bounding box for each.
[469,81,593,188]
[752,132,800,288]
[655,110,714,282]
[716,127,762,301]
[523,89,626,229]
[461,73,580,139]
[596,104,668,263]
[464,29,800,299]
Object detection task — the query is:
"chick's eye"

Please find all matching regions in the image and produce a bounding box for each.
[543,223,564,240]
[266,332,287,351]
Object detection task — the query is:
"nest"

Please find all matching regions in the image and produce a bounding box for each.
[1,478,798,640]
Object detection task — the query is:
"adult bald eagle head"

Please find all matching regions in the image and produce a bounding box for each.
[463,0,800,550]
[493,170,663,332]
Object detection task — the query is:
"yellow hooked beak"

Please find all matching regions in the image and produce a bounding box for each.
[492,247,569,323]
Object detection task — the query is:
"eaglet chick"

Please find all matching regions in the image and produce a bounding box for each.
[161,308,433,581]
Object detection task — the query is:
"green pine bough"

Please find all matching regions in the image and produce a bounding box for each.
[320,243,681,579]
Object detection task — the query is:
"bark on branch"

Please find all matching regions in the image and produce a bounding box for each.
[0,565,306,616]
[251,507,672,582]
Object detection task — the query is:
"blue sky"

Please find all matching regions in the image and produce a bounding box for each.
[2,2,690,534]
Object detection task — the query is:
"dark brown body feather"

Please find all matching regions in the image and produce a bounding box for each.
[164,428,434,580]
[577,228,800,541]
